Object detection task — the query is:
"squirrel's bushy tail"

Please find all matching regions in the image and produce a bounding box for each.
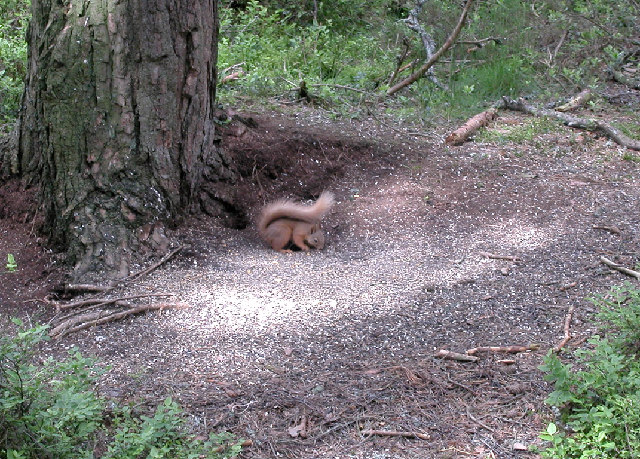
[258,191,334,233]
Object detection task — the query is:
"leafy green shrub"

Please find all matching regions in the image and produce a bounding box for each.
[0,0,29,124]
[538,283,640,458]
[0,319,241,459]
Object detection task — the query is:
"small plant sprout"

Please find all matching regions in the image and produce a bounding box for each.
[6,253,17,272]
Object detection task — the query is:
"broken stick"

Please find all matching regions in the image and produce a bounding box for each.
[361,429,430,440]
[50,302,189,338]
[479,251,521,262]
[600,256,640,280]
[466,344,539,356]
[435,349,479,362]
[554,305,576,352]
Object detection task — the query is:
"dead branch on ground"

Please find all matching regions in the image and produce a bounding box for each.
[50,302,189,338]
[593,225,621,235]
[465,404,496,433]
[361,429,430,440]
[499,97,640,151]
[554,305,576,352]
[466,344,539,356]
[555,88,593,112]
[57,245,184,295]
[56,293,175,311]
[445,108,497,145]
[124,245,184,281]
[479,251,522,262]
[600,256,640,280]
[387,0,475,96]
[435,349,479,362]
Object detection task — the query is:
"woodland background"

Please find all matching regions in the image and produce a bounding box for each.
[1,1,640,458]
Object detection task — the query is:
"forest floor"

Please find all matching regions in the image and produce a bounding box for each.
[1,97,640,458]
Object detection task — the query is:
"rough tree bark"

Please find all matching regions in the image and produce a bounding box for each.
[17,0,238,280]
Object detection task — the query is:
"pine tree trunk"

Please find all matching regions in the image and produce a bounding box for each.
[18,0,236,280]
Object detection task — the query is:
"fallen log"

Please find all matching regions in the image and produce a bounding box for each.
[445,108,497,145]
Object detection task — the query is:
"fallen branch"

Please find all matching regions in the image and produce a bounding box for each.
[465,404,496,433]
[554,305,576,352]
[600,256,640,280]
[445,108,497,145]
[555,88,593,112]
[387,0,475,96]
[466,344,539,356]
[51,302,188,338]
[361,429,430,440]
[387,37,411,86]
[123,245,184,281]
[435,349,479,362]
[500,97,640,151]
[64,284,113,294]
[479,251,521,262]
[57,293,175,311]
[593,225,621,235]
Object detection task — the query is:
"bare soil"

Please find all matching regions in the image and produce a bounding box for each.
[1,103,639,458]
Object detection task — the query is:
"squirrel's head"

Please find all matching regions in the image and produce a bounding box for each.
[305,225,325,249]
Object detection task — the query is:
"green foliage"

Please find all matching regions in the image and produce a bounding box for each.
[218,0,394,105]
[0,0,29,124]
[476,116,559,144]
[5,254,17,272]
[537,284,640,458]
[0,319,242,459]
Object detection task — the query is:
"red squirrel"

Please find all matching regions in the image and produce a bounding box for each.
[257,191,334,252]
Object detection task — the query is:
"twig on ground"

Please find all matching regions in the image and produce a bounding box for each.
[57,293,175,311]
[479,251,521,262]
[465,404,496,433]
[361,429,430,440]
[600,256,640,280]
[466,344,539,356]
[555,88,593,112]
[124,245,184,281]
[592,225,621,234]
[554,305,576,352]
[51,302,188,338]
[447,375,478,396]
[435,349,479,362]
[64,284,113,293]
[559,282,577,291]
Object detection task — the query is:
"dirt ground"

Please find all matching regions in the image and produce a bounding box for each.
[1,102,639,458]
